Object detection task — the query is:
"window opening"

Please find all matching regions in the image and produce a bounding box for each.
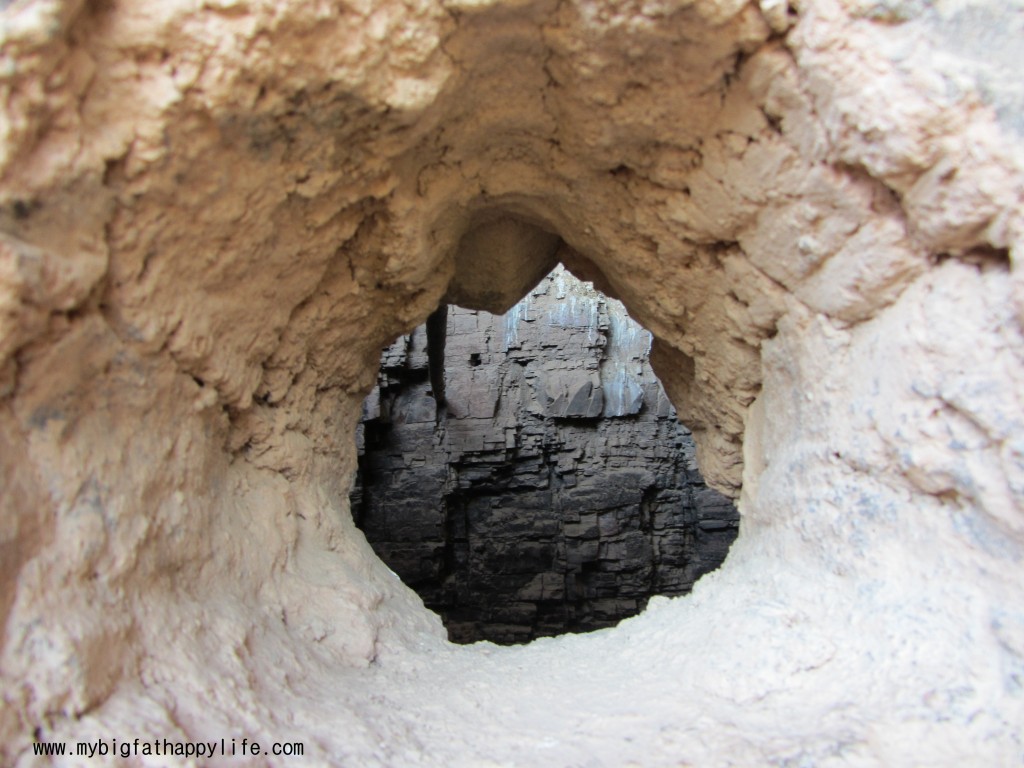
[351,265,738,644]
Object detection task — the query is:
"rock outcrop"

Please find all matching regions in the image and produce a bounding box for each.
[1,0,1023,765]
[352,267,737,643]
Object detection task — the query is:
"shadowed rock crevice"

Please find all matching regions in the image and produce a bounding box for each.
[351,266,738,644]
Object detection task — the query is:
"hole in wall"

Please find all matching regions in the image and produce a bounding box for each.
[350,265,738,645]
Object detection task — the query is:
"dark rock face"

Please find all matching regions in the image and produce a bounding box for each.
[351,267,738,645]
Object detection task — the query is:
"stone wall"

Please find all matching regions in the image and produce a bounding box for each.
[352,267,737,643]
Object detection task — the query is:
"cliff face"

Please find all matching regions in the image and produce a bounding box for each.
[2,0,1024,764]
[352,267,737,643]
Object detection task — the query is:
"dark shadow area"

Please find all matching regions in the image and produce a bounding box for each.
[350,265,738,644]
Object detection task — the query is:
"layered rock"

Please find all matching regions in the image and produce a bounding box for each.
[352,267,737,643]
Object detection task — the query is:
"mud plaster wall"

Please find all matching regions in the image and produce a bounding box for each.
[0,0,1023,765]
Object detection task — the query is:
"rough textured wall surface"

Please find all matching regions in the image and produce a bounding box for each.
[352,267,738,644]
[1,0,1023,765]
